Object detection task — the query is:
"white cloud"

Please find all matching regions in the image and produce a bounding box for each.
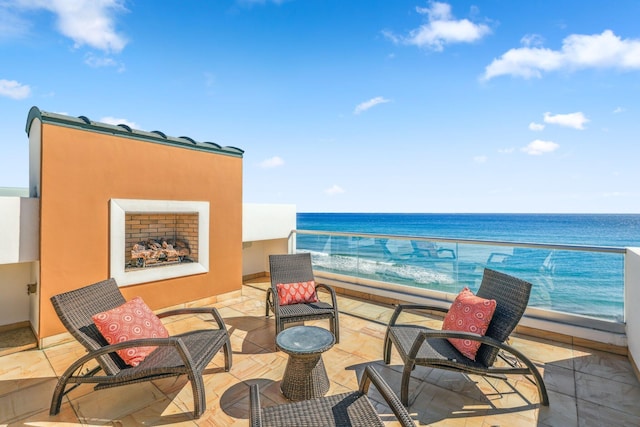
[100,116,138,129]
[259,156,284,169]
[543,111,589,130]
[324,184,345,196]
[498,147,515,154]
[521,34,545,48]
[473,155,487,163]
[354,96,390,114]
[84,52,125,72]
[613,106,625,113]
[521,139,559,155]
[384,1,491,51]
[15,0,128,53]
[0,79,31,99]
[483,30,640,80]
[529,122,545,131]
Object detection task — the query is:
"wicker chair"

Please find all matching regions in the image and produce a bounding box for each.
[266,253,340,343]
[49,278,232,419]
[249,365,416,427]
[383,268,549,407]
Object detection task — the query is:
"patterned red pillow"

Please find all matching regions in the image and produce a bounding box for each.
[92,296,169,367]
[442,287,497,360]
[276,281,319,305]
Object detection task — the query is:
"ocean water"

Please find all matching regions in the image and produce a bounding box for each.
[295,213,640,322]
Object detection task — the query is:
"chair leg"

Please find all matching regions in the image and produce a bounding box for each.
[49,376,68,415]
[522,357,549,406]
[190,372,206,419]
[332,314,340,343]
[533,370,550,406]
[223,336,233,371]
[383,332,392,364]
[401,362,414,407]
[265,289,272,317]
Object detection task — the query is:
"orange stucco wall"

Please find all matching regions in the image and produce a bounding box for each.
[37,123,242,339]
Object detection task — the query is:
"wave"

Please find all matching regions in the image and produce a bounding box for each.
[306,250,456,286]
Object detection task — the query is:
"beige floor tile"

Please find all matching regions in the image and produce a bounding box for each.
[0,283,637,426]
[572,347,639,386]
[69,382,170,423]
[42,340,89,375]
[0,377,58,424]
[575,371,640,417]
[576,397,640,427]
[535,389,579,426]
[538,362,576,397]
[6,402,82,426]
[508,334,575,366]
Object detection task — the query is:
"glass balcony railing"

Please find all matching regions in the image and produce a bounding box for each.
[291,230,625,323]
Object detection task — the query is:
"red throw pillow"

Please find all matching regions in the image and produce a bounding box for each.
[442,287,497,360]
[276,280,319,305]
[92,296,169,367]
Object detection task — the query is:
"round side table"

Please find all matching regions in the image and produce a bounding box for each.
[276,325,335,401]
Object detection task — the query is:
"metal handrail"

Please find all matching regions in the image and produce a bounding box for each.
[290,229,626,254]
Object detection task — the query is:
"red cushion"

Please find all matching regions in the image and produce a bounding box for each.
[442,287,497,360]
[92,296,169,367]
[276,281,319,305]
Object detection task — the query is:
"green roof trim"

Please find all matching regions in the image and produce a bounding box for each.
[25,106,244,158]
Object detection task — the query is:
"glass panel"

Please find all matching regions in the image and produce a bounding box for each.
[294,231,624,322]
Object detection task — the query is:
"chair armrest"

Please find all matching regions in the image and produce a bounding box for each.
[315,282,338,308]
[411,329,528,363]
[157,307,228,331]
[57,337,197,383]
[360,365,415,427]
[265,287,280,316]
[388,304,449,326]
[249,384,263,427]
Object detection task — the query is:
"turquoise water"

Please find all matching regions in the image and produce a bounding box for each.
[296,213,640,322]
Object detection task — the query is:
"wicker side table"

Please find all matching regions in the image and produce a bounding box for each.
[276,325,335,401]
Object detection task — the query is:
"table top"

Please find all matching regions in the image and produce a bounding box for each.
[276,325,335,355]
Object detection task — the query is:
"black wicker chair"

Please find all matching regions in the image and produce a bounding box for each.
[383,268,549,407]
[49,278,232,419]
[266,253,340,343]
[249,365,415,427]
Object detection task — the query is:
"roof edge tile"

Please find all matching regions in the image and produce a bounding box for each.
[25,106,244,157]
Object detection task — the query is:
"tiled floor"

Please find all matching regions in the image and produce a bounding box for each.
[1,278,640,426]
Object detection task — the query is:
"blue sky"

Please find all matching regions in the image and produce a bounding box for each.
[1,0,640,213]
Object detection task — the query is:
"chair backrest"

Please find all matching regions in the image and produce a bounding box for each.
[474,268,532,367]
[269,253,315,295]
[50,278,129,375]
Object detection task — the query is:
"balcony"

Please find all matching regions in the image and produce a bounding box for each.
[1,278,639,425]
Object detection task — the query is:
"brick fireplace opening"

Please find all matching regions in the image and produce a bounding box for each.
[110,199,209,286]
[125,213,199,269]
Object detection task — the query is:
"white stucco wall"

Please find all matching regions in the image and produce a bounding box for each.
[0,263,33,325]
[625,248,640,374]
[243,203,296,242]
[241,204,296,277]
[242,239,289,277]
[0,197,39,264]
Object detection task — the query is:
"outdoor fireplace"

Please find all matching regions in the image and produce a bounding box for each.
[110,199,209,286]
